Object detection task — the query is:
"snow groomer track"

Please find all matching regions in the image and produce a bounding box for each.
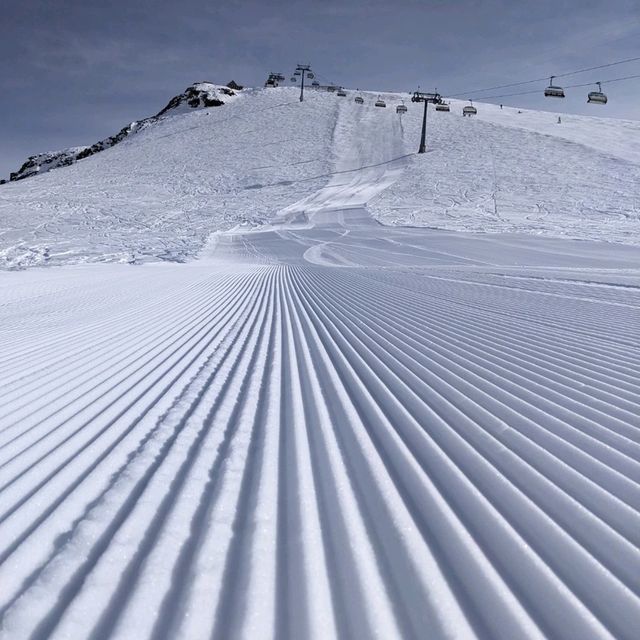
[2,89,640,640]
[2,223,640,640]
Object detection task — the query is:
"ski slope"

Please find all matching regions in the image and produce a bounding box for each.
[1,87,640,269]
[1,86,640,639]
[369,98,640,242]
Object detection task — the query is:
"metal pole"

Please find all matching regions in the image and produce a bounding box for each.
[300,70,305,102]
[419,99,428,153]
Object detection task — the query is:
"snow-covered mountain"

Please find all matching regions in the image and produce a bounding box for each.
[0,85,639,269]
[4,82,239,183]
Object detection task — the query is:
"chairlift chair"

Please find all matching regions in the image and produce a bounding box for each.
[462,100,477,116]
[307,72,315,79]
[396,101,408,114]
[290,76,297,82]
[337,89,347,97]
[294,70,301,76]
[311,80,320,87]
[354,95,364,104]
[375,96,386,108]
[435,102,450,112]
[587,82,607,104]
[544,77,565,98]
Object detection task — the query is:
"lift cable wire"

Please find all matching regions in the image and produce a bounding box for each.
[468,72,640,101]
[446,55,640,98]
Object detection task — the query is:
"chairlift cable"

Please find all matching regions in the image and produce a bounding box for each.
[474,72,640,101]
[446,55,640,98]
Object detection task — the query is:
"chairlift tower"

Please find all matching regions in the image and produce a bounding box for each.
[296,64,313,102]
[411,90,442,154]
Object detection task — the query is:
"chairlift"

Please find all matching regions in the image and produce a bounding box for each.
[462,100,477,116]
[294,70,301,76]
[307,72,315,79]
[337,89,347,97]
[375,96,386,108]
[327,85,337,93]
[435,101,450,112]
[587,81,607,104]
[290,76,297,82]
[354,95,364,104]
[544,76,565,98]
[396,101,408,114]
[312,80,320,87]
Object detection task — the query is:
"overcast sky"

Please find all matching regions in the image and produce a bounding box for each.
[1,0,639,178]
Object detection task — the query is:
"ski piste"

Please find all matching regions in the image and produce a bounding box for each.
[1,86,639,640]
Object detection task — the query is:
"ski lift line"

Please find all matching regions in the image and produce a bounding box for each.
[568,72,640,87]
[263,153,417,187]
[475,72,640,101]
[446,55,640,98]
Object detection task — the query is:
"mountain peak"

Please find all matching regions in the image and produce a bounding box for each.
[6,82,240,182]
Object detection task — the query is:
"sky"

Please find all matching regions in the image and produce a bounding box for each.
[1,0,639,178]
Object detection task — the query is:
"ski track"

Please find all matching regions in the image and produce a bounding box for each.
[1,93,640,640]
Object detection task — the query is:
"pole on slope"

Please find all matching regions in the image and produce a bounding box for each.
[411,90,442,154]
[419,100,428,153]
[296,64,312,102]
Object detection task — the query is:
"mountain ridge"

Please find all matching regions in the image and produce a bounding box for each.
[2,82,240,183]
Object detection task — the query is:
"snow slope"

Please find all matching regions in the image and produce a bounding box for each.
[1,87,640,270]
[1,230,640,640]
[369,97,640,243]
[0,88,336,268]
[1,85,640,640]
[5,83,239,182]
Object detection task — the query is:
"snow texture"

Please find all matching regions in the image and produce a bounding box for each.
[1,87,639,270]
[0,85,640,640]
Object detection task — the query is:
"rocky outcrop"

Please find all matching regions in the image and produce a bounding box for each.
[10,147,90,182]
[6,82,239,182]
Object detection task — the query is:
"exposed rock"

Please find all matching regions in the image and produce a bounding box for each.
[10,147,90,181]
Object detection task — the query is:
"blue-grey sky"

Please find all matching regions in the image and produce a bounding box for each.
[1,0,639,178]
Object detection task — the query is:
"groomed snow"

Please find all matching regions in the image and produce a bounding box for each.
[1,86,640,640]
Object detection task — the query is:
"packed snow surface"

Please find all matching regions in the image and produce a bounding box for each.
[1,87,640,639]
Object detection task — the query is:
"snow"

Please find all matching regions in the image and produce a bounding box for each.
[0,88,336,269]
[1,85,640,640]
[1,87,639,270]
[368,97,640,243]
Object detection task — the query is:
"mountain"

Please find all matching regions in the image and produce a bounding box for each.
[5,82,239,183]
[0,85,639,269]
